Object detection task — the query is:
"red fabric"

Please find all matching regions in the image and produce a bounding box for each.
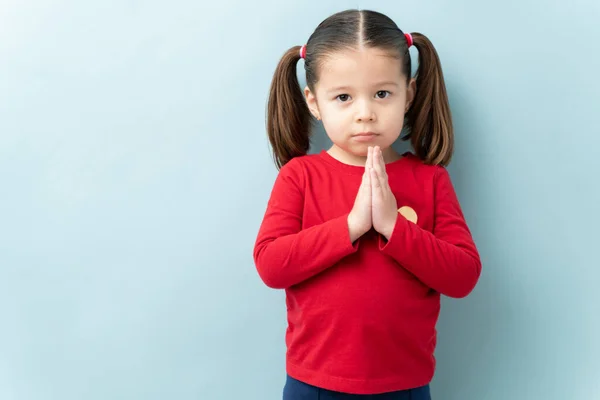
[253,150,481,394]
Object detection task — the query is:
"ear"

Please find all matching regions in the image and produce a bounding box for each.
[405,78,417,113]
[304,86,321,120]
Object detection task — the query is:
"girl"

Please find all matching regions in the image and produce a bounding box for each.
[253,9,482,400]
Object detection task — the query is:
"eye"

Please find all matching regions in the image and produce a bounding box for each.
[336,94,351,102]
[376,90,391,99]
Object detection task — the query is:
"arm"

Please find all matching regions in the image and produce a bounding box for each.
[253,161,359,289]
[379,167,482,298]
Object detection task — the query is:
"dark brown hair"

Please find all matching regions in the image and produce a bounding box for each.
[266,9,454,169]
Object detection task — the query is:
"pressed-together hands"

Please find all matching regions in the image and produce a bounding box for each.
[348,146,399,242]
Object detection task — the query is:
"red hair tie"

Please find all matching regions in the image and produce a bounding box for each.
[299,45,307,59]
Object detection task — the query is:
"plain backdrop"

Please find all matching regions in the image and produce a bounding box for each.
[1,0,598,399]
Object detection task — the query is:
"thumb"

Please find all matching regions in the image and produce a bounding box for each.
[361,168,369,189]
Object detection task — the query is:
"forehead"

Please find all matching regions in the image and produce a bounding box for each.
[317,47,404,89]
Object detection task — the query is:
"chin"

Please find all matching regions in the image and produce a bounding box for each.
[349,141,384,156]
[345,146,366,156]
[332,138,392,158]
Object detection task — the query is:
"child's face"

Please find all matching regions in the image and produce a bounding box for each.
[305,47,415,161]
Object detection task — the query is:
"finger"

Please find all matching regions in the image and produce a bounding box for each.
[373,147,383,175]
[361,168,369,189]
[367,146,373,170]
[370,167,381,195]
[362,162,372,189]
[377,147,388,177]
[364,166,371,199]
[376,147,390,189]
[372,149,387,189]
[370,167,382,205]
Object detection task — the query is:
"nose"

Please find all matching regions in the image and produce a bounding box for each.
[355,99,376,122]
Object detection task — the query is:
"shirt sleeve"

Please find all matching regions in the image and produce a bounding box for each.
[379,166,482,298]
[253,160,359,289]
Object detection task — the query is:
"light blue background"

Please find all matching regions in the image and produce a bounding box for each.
[1,1,598,399]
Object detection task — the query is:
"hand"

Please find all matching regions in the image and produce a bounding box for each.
[347,147,373,242]
[370,146,398,240]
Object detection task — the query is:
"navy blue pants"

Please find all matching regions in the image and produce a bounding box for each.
[283,375,431,400]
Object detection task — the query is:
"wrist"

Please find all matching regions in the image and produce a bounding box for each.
[347,213,366,243]
[381,214,397,241]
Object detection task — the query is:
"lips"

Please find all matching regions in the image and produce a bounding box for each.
[351,132,379,142]
[353,132,378,137]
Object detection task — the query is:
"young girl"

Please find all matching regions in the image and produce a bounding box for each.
[253,9,481,400]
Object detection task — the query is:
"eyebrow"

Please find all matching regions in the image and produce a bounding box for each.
[326,81,400,93]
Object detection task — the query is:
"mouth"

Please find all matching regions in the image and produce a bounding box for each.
[351,132,379,142]
[352,132,379,137]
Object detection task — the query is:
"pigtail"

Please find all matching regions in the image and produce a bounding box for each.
[405,33,454,166]
[266,46,313,169]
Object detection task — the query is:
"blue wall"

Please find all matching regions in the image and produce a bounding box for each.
[1,1,598,398]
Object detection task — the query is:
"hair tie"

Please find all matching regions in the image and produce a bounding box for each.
[299,45,307,59]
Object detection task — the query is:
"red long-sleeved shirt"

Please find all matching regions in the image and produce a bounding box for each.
[253,150,481,394]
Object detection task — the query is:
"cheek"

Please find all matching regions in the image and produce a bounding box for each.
[391,115,407,134]
[319,102,338,117]
[320,105,346,126]
[383,102,408,125]
[321,118,342,139]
